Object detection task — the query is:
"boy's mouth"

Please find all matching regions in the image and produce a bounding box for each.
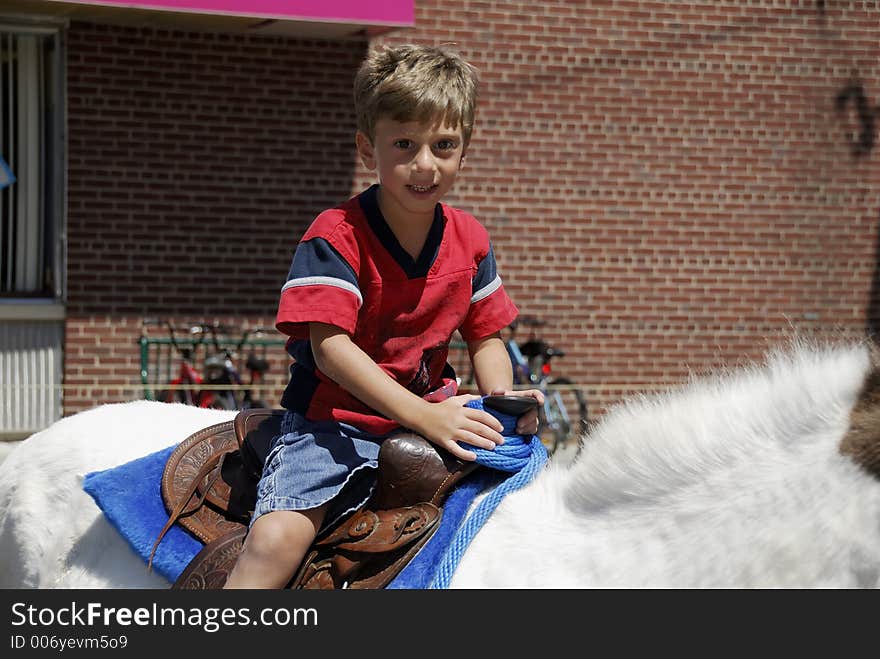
[408,184,438,194]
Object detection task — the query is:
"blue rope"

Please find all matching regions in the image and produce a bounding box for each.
[428,397,548,589]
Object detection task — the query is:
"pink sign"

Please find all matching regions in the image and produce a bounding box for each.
[51,0,414,26]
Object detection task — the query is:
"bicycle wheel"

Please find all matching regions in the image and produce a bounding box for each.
[157,384,194,406]
[549,377,589,441]
[201,391,237,410]
[157,389,182,404]
[241,397,270,410]
[538,389,571,456]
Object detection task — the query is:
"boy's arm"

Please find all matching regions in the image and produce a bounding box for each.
[467,332,545,435]
[309,322,505,461]
[467,332,514,394]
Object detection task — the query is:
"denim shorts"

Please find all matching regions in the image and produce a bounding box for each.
[251,411,387,532]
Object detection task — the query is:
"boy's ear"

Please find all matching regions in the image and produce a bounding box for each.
[355,131,376,171]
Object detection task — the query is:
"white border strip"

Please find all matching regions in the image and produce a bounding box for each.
[281,276,363,306]
[471,275,502,304]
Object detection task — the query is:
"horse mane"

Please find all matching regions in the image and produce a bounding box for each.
[561,335,877,512]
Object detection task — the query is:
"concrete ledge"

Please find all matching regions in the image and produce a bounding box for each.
[0,301,65,321]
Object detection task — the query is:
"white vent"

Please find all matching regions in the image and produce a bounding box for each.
[0,320,62,438]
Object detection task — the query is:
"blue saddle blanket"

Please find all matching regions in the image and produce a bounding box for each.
[83,444,496,588]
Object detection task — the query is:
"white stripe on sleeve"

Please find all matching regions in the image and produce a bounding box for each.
[281,276,363,306]
[470,275,502,304]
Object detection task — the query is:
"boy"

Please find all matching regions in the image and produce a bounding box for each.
[224,44,542,588]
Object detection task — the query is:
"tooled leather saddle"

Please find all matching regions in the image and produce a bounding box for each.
[151,408,484,589]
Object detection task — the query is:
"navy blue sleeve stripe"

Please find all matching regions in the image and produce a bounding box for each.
[471,243,502,303]
[282,237,361,303]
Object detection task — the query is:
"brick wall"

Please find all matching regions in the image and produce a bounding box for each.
[64,1,880,426]
[64,24,369,411]
[372,0,880,418]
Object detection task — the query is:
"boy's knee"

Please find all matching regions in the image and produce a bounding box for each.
[248,512,311,557]
[251,507,327,551]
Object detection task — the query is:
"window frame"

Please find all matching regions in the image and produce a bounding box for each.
[0,17,66,321]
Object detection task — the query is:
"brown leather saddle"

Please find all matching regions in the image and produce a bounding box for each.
[151,408,481,589]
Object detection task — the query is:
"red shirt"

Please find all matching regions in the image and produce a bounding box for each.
[276,184,518,433]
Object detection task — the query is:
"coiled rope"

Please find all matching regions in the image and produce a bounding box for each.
[428,397,548,589]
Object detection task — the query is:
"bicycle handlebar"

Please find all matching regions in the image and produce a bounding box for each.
[142,318,277,357]
[509,315,546,332]
[236,326,271,348]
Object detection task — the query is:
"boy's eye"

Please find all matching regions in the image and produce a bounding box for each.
[394,139,412,149]
[435,139,457,151]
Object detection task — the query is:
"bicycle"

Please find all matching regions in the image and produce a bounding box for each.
[502,316,588,455]
[200,322,272,410]
[145,319,231,409]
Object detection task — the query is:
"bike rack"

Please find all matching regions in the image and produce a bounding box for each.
[138,330,285,401]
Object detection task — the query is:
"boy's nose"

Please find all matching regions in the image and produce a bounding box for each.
[412,146,436,172]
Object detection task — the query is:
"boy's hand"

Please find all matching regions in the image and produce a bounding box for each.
[415,394,506,462]
[490,388,544,435]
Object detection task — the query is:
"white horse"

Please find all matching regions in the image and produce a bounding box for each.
[2,337,880,588]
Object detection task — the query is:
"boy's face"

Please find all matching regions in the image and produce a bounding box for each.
[356,116,466,226]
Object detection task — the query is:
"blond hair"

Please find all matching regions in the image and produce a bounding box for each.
[353,44,479,146]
